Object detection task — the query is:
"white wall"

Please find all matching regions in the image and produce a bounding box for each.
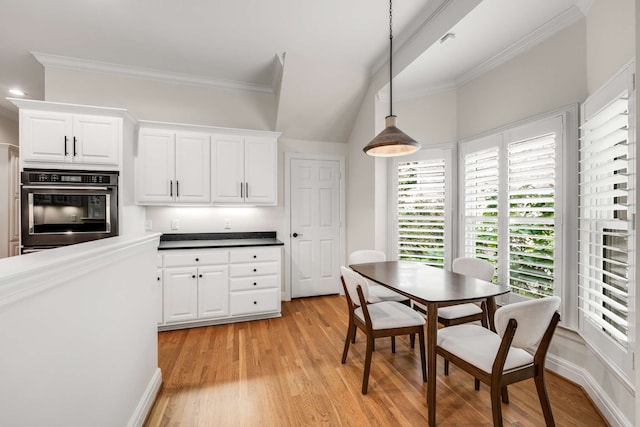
[0,233,161,427]
[45,68,276,131]
[0,114,18,145]
[586,0,636,93]
[393,89,458,146]
[457,19,587,140]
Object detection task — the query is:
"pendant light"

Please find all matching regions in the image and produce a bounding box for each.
[363,0,420,157]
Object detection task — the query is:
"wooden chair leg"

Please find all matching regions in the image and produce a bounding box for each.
[342,323,355,363]
[501,386,509,403]
[418,329,426,382]
[444,359,449,375]
[475,378,480,391]
[352,327,357,343]
[534,372,556,426]
[391,336,396,353]
[480,301,488,328]
[490,383,504,427]
[362,335,374,394]
[410,333,415,349]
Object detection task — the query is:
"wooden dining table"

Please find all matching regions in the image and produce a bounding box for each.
[350,260,510,426]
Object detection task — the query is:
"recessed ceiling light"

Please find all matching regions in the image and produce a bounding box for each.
[9,88,27,96]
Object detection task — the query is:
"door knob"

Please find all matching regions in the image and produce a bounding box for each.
[292,232,303,238]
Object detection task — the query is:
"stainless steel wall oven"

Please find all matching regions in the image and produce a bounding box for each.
[21,169,118,252]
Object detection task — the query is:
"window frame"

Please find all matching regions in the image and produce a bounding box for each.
[387,144,456,270]
[458,105,578,322]
[578,62,635,383]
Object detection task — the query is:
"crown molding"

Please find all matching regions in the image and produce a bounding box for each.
[32,52,274,95]
[456,5,585,87]
[574,0,596,16]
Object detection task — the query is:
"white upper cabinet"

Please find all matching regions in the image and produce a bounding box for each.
[211,134,277,205]
[21,110,121,166]
[211,135,244,203]
[244,136,277,205]
[136,120,279,206]
[137,128,211,205]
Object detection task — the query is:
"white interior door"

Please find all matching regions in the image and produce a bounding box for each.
[290,158,341,298]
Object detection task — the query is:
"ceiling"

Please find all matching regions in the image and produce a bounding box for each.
[0,0,593,121]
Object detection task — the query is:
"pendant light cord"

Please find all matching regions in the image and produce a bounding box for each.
[389,0,393,117]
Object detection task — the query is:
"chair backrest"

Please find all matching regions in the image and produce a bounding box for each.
[494,296,561,348]
[340,266,369,306]
[348,250,386,265]
[452,257,494,282]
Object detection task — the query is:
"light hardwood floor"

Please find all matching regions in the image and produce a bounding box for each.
[144,295,608,426]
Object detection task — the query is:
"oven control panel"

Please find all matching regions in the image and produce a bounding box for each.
[23,170,118,185]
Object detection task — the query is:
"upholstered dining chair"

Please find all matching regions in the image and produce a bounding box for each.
[340,266,426,394]
[436,296,561,427]
[348,250,409,304]
[438,257,495,327]
[348,250,414,349]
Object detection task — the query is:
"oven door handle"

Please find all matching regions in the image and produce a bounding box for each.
[21,186,111,191]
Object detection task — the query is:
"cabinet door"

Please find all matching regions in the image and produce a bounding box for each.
[21,110,72,163]
[163,267,198,323]
[137,129,176,204]
[211,135,244,203]
[175,132,211,203]
[244,136,277,205]
[73,115,120,165]
[156,268,164,324]
[198,265,229,319]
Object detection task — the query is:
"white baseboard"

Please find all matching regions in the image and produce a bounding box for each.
[545,354,632,427]
[127,368,163,427]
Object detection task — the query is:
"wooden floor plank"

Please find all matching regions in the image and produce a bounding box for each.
[145,295,608,427]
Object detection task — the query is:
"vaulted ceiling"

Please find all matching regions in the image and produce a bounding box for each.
[0,0,593,142]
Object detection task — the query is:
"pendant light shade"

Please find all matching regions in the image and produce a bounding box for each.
[363,115,420,157]
[363,0,421,157]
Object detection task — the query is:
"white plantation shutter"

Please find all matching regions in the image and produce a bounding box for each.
[393,148,452,268]
[508,134,556,298]
[578,63,635,380]
[463,145,500,269]
[460,114,568,301]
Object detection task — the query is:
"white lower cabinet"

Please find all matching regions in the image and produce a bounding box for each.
[159,246,281,330]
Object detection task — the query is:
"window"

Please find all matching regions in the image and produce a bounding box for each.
[391,148,453,268]
[578,63,635,381]
[460,112,570,305]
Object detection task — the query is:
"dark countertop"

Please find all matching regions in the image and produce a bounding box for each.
[158,232,284,250]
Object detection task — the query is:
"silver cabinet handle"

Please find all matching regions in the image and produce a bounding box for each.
[245,182,248,198]
[170,180,173,197]
[240,182,243,198]
[176,180,180,197]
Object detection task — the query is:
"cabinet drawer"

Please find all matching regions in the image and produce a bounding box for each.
[230,275,279,291]
[230,248,280,263]
[163,251,229,267]
[229,262,279,277]
[230,288,280,316]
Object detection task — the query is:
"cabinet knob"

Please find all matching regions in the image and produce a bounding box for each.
[192,274,196,279]
[253,255,257,259]
[195,258,199,262]
[157,277,161,281]
[253,282,257,286]
[253,301,257,305]
[253,268,257,272]
[199,274,203,278]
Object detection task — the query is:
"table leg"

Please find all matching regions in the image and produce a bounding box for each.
[427,302,437,426]
[486,297,497,332]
